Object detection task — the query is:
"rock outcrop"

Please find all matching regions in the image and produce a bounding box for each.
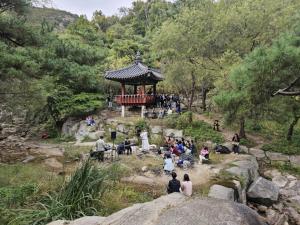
[48,194,265,225]
[247,177,279,206]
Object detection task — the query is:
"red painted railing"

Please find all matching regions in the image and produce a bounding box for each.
[115,95,156,106]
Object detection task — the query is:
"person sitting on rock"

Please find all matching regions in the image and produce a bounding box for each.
[167,172,180,194]
[180,174,192,196]
[86,116,91,126]
[199,146,209,164]
[164,154,174,174]
[90,116,96,126]
[177,141,185,154]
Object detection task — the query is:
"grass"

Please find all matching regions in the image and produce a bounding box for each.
[81,135,97,142]
[63,145,92,161]
[100,182,162,216]
[246,119,300,155]
[270,162,300,177]
[262,135,300,155]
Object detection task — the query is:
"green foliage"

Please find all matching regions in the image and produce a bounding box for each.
[270,162,300,177]
[262,132,300,155]
[165,111,192,129]
[47,92,105,124]
[184,121,224,144]
[0,184,37,208]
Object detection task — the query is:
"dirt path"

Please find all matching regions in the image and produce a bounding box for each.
[194,113,267,148]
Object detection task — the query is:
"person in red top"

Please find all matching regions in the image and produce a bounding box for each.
[170,145,180,156]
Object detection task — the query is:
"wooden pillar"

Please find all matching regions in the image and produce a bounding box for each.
[153,83,157,95]
[134,85,137,94]
[142,85,146,95]
[121,83,125,96]
[141,105,146,118]
[121,105,125,117]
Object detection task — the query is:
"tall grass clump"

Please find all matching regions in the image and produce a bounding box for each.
[10,159,108,225]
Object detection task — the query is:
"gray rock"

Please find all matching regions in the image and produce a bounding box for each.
[286,207,300,225]
[288,195,300,207]
[62,117,79,136]
[49,194,266,225]
[47,220,66,225]
[150,126,162,134]
[163,129,183,138]
[239,145,249,153]
[208,185,235,201]
[232,159,259,183]
[272,176,289,188]
[223,142,233,151]
[289,155,300,167]
[265,152,289,162]
[70,216,105,225]
[248,148,266,159]
[44,158,63,171]
[233,180,247,204]
[280,188,298,198]
[87,131,104,140]
[247,177,279,206]
[226,166,250,187]
[22,155,35,163]
[264,169,282,179]
[116,124,130,134]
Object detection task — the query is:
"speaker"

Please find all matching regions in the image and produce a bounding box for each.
[111,131,116,140]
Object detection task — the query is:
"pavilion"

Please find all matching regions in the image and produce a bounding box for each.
[104,52,164,117]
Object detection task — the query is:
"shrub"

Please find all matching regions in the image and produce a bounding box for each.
[184,121,224,144]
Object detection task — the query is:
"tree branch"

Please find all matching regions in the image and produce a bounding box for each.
[272,77,300,96]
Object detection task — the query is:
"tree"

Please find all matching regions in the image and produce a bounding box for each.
[216,28,300,140]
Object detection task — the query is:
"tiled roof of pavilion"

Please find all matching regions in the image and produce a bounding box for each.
[104,52,164,84]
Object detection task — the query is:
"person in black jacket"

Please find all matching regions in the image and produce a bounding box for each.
[124,137,132,155]
[167,172,181,194]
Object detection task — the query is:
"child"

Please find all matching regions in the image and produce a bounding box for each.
[199,146,209,164]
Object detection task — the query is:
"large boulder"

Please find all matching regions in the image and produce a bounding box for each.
[163,129,183,138]
[272,175,288,188]
[289,155,300,167]
[247,176,279,206]
[265,152,289,162]
[62,117,80,137]
[48,194,265,225]
[47,217,105,225]
[150,125,162,134]
[226,166,251,187]
[231,159,259,183]
[208,185,235,201]
[248,148,266,159]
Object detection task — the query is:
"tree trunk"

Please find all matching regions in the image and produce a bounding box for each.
[201,87,207,112]
[287,116,299,141]
[188,71,196,110]
[239,117,246,139]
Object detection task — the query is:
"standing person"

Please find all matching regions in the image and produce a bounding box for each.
[140,130,150,152]
[95,136,106,162]
[180,174,192,196]
[190,140,196,155]
[167,172,181,194]
[232,133,240,154]
[124,137,132,155]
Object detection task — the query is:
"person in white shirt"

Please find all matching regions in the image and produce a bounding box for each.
[180,174,192,196]
[164,155,174,174]
[140,130,150,152]
[95,136,106,161]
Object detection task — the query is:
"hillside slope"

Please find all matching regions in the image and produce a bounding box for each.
[27,7,78,30]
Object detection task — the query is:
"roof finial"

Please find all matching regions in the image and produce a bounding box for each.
[135,51,142,64]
